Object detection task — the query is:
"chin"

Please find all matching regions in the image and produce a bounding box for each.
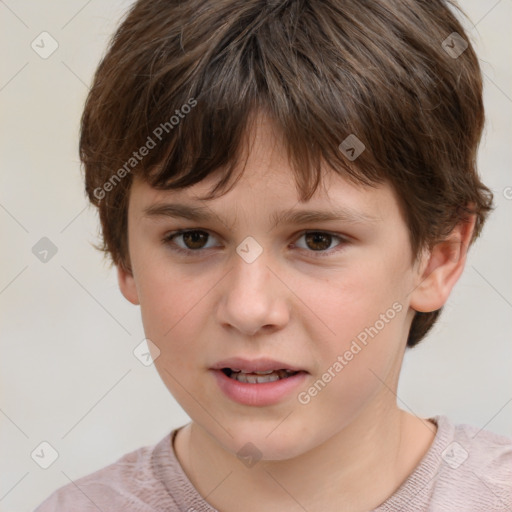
[214,423,314,463]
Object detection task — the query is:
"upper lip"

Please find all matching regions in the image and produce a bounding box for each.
[211,357,307,373]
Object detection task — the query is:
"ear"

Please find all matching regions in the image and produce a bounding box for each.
[117,261,140,305]
[409,211,476,313]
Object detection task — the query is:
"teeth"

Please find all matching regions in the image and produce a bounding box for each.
[229,368,295,375]
[232,371,281,383]
[240,369,274,375]
[228,369,297,383]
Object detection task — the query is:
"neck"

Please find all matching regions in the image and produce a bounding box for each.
[174,398,436,512]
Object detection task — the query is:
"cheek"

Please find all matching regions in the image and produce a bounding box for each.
[135,268,207,363]
[295,260,407,389]
[301,261,402,338]
[297,305,406,432]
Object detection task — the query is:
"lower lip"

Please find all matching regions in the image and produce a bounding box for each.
[210,369,308,406]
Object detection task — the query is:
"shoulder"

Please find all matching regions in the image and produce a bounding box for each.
[33,434,177,512]
[433,416,512,510]
[375,415,512,512]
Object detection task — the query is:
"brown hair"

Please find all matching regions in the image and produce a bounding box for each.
[80,0,494,347]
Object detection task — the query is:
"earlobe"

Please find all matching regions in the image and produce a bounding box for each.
[409,213,476,313]
[117,262,140,305]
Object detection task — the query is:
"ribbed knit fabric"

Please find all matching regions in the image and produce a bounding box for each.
[34,415,512,511]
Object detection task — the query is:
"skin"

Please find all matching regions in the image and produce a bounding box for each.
[118,113,475,511]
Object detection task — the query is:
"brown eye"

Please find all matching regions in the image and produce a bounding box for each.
[162,229,348,258]
[163,229,219,255]
[180,231,209,250]
[304,232,333,251]
[293,231,348,258]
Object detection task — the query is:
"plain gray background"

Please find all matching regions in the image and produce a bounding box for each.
[1,1,511,510]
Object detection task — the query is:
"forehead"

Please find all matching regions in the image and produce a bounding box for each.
[128,173,404,241]
[128,115,401,226]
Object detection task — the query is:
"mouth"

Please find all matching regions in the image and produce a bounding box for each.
[220,368,301,384]
[211,364,309,406]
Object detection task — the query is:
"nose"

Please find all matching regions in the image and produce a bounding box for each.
[216,248,290,336]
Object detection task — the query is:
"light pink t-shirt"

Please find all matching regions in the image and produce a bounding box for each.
[34,415,512,511]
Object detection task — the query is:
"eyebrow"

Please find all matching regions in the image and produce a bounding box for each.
[142,202,379,230]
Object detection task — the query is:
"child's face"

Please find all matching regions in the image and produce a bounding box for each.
[119,115,423,460]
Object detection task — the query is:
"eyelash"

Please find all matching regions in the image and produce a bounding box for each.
[161,229,349,258]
